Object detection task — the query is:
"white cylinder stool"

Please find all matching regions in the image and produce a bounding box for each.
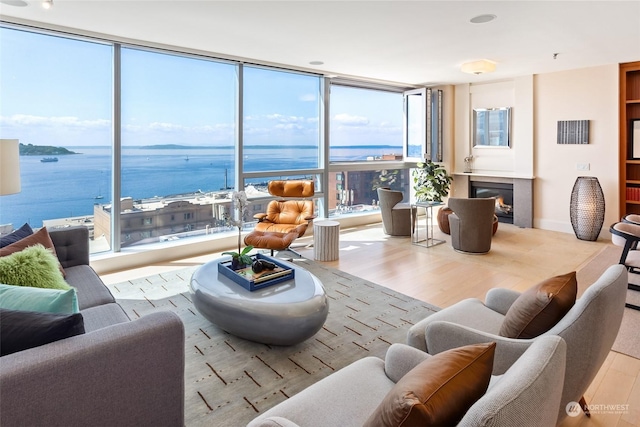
[314,220,340,261]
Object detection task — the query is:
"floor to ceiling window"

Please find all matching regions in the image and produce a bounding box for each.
[108,48,237,248]
[0,27,112,251]
[241,66,323,220]
[0,23,425,255]
[329,84,410,215]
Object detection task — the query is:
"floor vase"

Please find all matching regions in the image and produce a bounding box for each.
[570,176,605,241]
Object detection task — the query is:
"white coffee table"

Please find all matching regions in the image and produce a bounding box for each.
[189,257,329,346]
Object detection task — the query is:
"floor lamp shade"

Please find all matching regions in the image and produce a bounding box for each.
[0,139,21,195]
[570,176,605,241]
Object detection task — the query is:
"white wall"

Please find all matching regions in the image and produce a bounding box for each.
[534,64,619,237]
[454,77,534,178]
[453,65,619,238]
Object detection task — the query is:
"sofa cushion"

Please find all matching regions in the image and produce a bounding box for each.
[80,303,130,332]
[0,308,85,356]
[499,272,577,339]
[0,245,71,290]
[364,342,496,427]
[64,265,116,310]
[0,283,79,314]
[0,227,65,276]
[0,223,33,248]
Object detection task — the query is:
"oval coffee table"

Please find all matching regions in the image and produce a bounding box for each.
[189,257,329,346]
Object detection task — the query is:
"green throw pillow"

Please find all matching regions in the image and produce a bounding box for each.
[0,283,79,314]
[0,245,71,290]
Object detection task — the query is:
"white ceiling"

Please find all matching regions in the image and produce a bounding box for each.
[1,0,639,87]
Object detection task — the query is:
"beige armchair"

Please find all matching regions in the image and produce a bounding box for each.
[248,336,566,427]
[376,187,415,236]
[448,197,496,254]
[406,264,628,423]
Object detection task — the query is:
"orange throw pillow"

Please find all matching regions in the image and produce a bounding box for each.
[499,272,577,338]
[0,227,66,277]
[364,342,496,427]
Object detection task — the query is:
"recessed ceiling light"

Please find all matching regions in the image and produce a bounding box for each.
[42,0,53,9]
[470,14,497,24]
[309,61,324,66]
[0,0,28,6]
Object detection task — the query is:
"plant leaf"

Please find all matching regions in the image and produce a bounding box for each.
[239,254,253,265]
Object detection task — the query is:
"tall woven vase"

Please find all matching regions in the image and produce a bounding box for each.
[570,176,605,241]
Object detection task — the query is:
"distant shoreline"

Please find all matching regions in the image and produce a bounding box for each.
[63,144,402,150]
[19,143,80,156]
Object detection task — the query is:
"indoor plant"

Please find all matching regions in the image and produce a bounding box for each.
[412,160,453,202]
[222,190,253,269]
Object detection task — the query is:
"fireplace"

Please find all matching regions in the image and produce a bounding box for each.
[454,173,533,228]
[470,181,514,224]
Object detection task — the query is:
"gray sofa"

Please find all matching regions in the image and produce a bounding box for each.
[0,226,185,427]
[247,336,566,427]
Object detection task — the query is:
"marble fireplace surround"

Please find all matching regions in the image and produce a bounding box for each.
[453,173,534,228]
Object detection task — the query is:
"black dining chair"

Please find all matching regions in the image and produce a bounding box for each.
[609,221,640,310]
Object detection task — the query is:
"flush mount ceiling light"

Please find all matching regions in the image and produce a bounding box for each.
[461,59,497,75]
[42,0,53,9]
[470,14,497,24]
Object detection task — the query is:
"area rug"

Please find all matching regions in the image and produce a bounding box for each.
[106,259,439,427]
[577,244,640,359]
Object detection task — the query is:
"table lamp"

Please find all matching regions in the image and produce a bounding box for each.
[0,139,21,195]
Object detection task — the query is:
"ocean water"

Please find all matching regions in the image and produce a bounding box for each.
[1,145,400,228]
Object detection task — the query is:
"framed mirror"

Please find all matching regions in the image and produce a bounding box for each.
[473,107,511,148]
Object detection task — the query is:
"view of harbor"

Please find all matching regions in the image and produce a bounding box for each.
[0,144,403,233]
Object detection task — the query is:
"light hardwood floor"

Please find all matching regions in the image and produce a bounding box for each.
[101,221,640,427]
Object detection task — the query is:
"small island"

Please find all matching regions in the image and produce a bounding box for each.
[19,143,79,156]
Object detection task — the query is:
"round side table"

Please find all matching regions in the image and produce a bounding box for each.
[314,220,340,261]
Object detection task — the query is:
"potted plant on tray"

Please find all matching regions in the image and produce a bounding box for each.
[222,190,253,269]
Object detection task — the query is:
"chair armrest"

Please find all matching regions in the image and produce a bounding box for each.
[0,311,185,427]
[254,213,268,220]
[425,320,534,375]
[49,226,90,268]
[304,214,317,221]
[484,288,521,315]
[384,343,431,383]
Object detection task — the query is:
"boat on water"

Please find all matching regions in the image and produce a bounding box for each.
[40,157,59,163]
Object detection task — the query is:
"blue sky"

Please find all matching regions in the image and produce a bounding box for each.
[0,26,403,149]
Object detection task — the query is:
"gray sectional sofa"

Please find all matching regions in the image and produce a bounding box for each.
[0,226,185,427]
